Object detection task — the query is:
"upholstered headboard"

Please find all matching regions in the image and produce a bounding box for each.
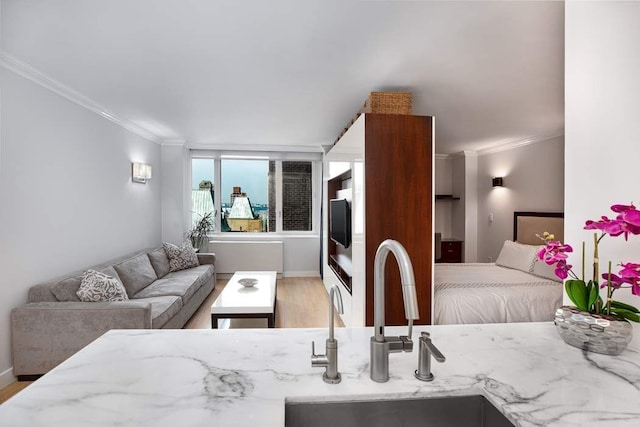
[513,212,564,245]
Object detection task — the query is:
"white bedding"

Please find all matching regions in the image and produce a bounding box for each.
[434,263,562,325]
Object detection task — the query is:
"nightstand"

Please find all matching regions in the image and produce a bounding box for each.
[440,239,463,263]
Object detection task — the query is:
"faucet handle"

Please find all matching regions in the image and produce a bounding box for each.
[311,341,329,367]
[414,332,445,382]
[400,335,414,352]
[420,332,445,362]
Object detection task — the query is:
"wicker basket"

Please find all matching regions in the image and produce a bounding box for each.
[361,92,412,115]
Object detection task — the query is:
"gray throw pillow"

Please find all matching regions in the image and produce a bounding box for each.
[76,269,129,302]
[113,253,158,296]
[163,241,199,272]
[147,248,171,278]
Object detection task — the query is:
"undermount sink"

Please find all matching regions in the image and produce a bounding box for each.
[285,394,514,427]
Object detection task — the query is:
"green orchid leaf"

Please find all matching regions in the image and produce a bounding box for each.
[610,308,640,322]
[611,300,640,313]
[587,280,599,309]
[564,281,577,307]
[566,280,589,311]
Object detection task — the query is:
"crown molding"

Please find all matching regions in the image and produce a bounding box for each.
[476,132,564,156]
[0,50,162,144]
[449,150,477,159]
[187,142,324,153]
[162,139,187,146]
[435,132,564,159]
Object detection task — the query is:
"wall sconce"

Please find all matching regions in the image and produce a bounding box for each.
[492,177,504,187]
[132,162,152,184]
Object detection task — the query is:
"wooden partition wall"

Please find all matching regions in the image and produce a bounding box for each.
[364,114,433,326]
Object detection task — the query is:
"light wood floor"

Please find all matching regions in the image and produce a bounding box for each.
[0,276,342,404]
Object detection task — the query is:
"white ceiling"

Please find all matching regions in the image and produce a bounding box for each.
[1,0,564,154]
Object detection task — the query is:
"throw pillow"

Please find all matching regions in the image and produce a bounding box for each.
[147,248,171,278]
[76,269,129,302]
[163,241,199,272]
[495,240,539,273]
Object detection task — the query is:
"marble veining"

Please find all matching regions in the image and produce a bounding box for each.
[1,323,639,426]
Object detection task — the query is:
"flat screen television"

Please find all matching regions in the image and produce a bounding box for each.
[330,198,351,248]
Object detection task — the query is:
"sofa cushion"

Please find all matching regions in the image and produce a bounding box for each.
[133,275,201,303]
[166,264,214,290]
[147,248,171,279]
[51,266,124,302]
[51,276,82,302]
[134,295,183,328]
[163,242,199,272]
[113,254,158,297]
[76,269,129,302]
[133,265,213,303]
[190,264,215,289]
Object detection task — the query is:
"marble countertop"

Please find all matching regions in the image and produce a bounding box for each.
[1,322,639,426]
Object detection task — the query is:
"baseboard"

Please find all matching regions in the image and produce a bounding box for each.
[283,271,320,278]
[0,366,16,388]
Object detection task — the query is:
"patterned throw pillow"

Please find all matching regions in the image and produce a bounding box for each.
[163,241,199,272]
[76,269,129,302]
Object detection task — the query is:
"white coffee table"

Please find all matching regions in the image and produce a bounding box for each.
[211,271,278,329]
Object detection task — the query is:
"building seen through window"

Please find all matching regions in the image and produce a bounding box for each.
[191,158,215,229]
[191,157,314,233]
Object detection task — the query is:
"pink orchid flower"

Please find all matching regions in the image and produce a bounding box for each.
[537,241,573,265]
[618,262,640,296]
[600,273,628,289]
[610,203,636,213]
[554,260,572,280]
[584,204,640,240]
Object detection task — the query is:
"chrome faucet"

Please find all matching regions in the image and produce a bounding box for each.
[311,284,344,384]
[414,332,445,381]
[370,239,420,383]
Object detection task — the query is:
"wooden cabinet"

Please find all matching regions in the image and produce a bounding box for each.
[440,240,463,263]
[324,113,433,326]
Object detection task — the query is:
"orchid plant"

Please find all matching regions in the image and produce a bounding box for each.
[538,203,640,322]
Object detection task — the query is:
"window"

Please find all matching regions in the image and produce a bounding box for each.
[282,161,313,231]
[191,158,215,229]
[221,159,270,232]
[190,154,318,234]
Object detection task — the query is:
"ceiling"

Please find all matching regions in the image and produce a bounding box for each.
[1,1,564,154]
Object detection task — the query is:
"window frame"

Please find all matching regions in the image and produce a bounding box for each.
[189,150,321,237]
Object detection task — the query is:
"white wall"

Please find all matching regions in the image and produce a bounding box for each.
[0,69,162,384]
[565,1,640,316]
[451,155,466,243]
[161,144,190,244]
[462,153,478,262]
[476,137,564,262]
[444,152,479,262]
[434,157,453,237]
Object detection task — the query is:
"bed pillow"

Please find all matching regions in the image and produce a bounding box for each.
[530,258,562,282]
[495,240,539,273]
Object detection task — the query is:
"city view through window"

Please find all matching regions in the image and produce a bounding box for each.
[191,158,313,233]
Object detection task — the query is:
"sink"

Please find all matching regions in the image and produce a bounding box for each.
[285,394,514,427]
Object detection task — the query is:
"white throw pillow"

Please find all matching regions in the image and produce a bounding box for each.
[163,241,199,272]
[530,258,562,282]
[495,240,539,273]
[76,269,129,302]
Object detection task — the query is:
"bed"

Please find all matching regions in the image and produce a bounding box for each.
[434,212,564,325]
